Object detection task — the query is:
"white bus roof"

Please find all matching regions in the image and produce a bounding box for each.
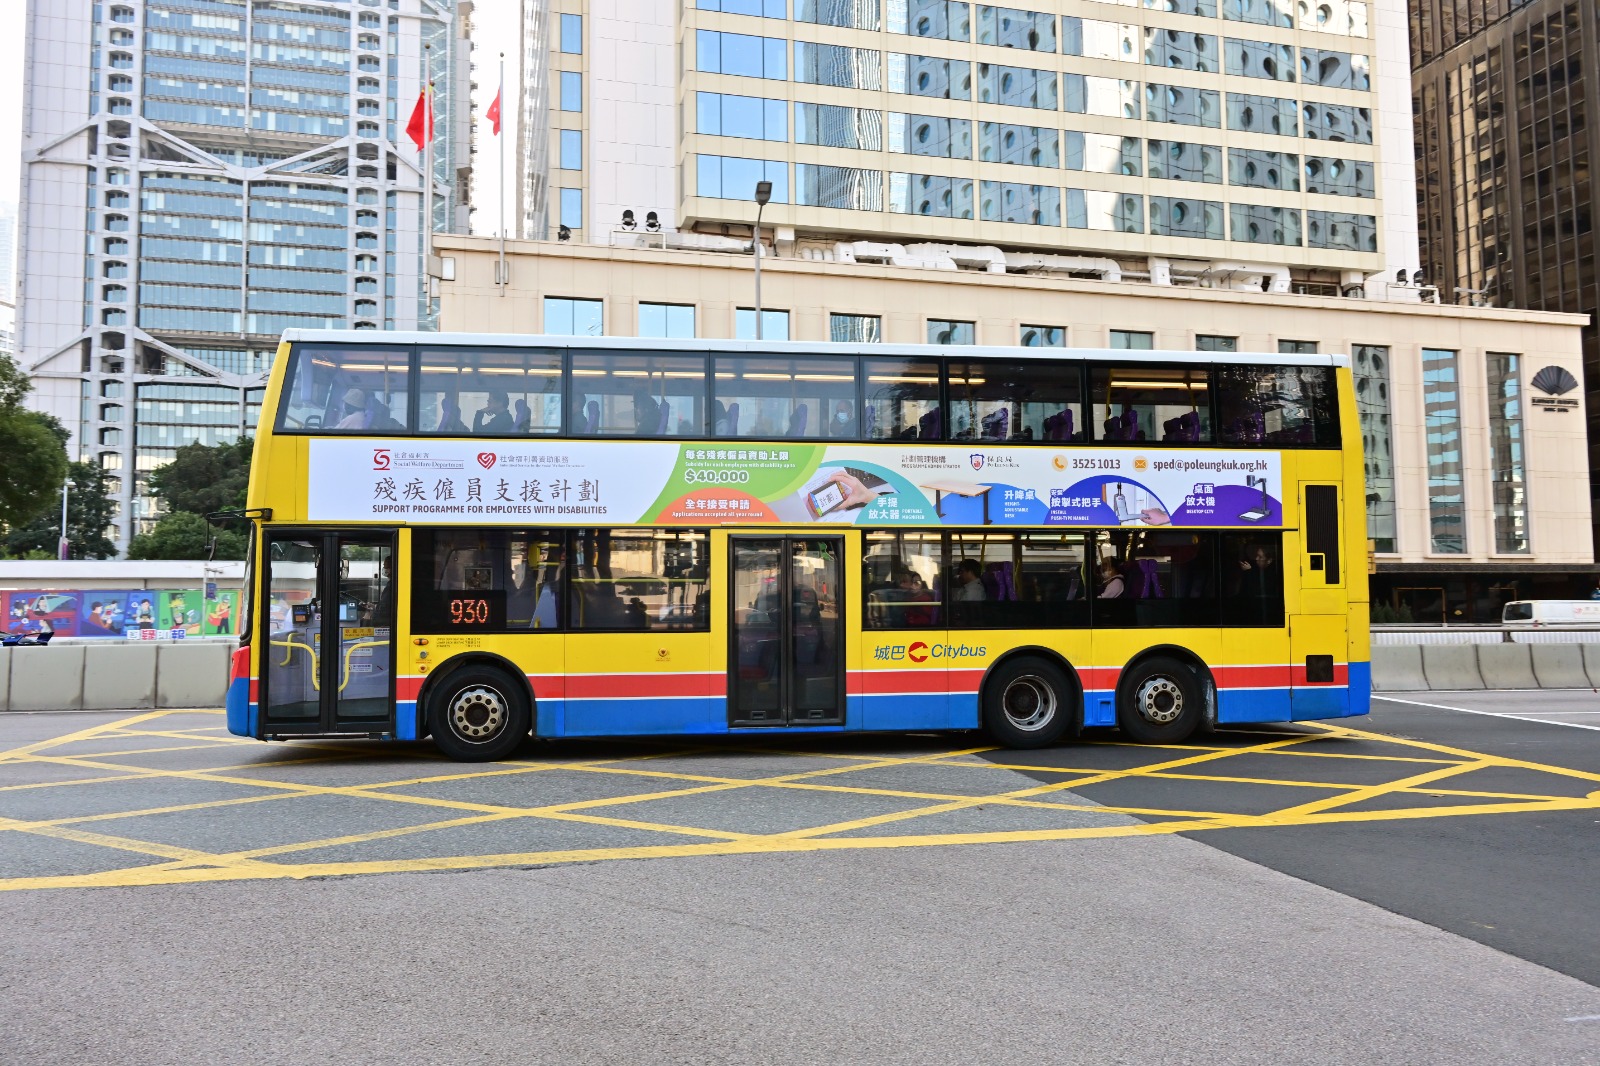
[279,330,1352,370]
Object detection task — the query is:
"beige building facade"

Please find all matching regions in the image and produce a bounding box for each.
[435,233,1594,621]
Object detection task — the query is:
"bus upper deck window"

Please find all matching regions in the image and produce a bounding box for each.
[1091,365,1211,444]
[1215,364,1339,446]
[418,347,564,436]
[278,344,411,433]
[570,351,708,436]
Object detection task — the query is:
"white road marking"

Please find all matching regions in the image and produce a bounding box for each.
[1564,1015,1600,1023]
[1373,696,1600,732]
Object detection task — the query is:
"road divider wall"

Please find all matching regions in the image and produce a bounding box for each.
[0,637,1595,712]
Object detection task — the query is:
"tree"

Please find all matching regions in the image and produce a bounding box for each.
[0,353,68,530]
[3,461,118,559]
[147,438,253,517]
[126,511,246,561]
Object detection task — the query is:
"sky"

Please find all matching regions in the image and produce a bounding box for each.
[0,1,516,230]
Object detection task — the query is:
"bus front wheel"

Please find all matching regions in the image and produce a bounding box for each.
[1116,657,1201,744]
[428,666,531,762]
[981,657,1075,749]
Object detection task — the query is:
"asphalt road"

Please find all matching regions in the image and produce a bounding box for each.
[3,702,1599,1065]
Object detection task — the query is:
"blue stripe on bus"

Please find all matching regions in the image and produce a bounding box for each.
[226,679,252,737]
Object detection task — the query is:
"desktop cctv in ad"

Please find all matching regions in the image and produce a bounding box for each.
[310,440,1283,529]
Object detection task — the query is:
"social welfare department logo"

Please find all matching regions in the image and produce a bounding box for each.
[372,448,390,470]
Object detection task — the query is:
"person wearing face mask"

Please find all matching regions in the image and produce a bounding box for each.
[335,388,368,429]
[829,399,856,437]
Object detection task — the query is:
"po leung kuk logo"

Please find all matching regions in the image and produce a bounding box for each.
[969,453,986,471]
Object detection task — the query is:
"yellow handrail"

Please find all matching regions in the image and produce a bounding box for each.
[339,640,389,694]
[269,637,319,689]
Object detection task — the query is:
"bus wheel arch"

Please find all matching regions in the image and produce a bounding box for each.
[1114,646,1214,744]
[978,647,1082,749]
[418,653,535,761]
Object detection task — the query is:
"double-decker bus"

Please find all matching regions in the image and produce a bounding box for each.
[226,330,1368,761]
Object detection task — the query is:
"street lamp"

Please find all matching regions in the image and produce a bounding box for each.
[58,479,75,561]
[752,180,772,341]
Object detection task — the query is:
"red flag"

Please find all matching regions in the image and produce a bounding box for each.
[486,85,502,136]
[406,86,433,150]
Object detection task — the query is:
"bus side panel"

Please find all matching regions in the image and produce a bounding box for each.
[1214,628,1295,724]
[559,632,723,737]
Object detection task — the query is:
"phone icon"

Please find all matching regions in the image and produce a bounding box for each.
[805,480,846,519]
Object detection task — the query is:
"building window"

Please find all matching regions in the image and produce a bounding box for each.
[560,13,582,54]
[831,313,882,342]
[796,103,885,150]
[887,1,970,40]
[794,42,883,89]
[639,302,697,339]
[1487,352,1528,554]
[736,308,790,340]
[1021,325,1065,346]
[697,0,787,17]
[545,296,603,336]
[559,71,582,112]
[559,188,582,230]
[698,155,788,201]
[1353,345,1395,553]
[1278,339,1317,353]
[696,92,787,140]
[1196,335,1237,351]
[559,130,582,170]
[1110,330,1153,349]
[1422,348,1465,553]
[697,30,788,80]
[928,320,975,344]
[796,164,882,210]
[979,181,1061,225]
[796,0,881,29]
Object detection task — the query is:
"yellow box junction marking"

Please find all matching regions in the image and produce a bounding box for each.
[0,709,1597,892]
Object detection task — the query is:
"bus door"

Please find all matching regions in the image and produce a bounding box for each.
[1290,483,1348,716]
[728,536,845,726]
[261,530,397,735]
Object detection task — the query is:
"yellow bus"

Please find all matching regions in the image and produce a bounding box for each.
[226,331,1368,761]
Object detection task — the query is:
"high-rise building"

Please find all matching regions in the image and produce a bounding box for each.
[19,0,473,549]
[1409,0,1600,548]
[522,0,1420,289]
[0,203,18,305]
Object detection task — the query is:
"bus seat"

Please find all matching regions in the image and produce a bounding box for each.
[1162,415,1183,442]
[1126,558,1163,599]
[657,401,672,435]
[513,398,530,432]
[788,404,808,436]
[981,408,1008,440]
[725,402,740,435]
[919,408,943,440]
[1058,408,1075,440]
[1178,411,1200,441]
[864,405,877,438]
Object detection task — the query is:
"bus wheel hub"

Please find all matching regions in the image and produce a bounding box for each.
[1135,677,1183,725]
[450,685,506,740]
[1001,675,1056,731]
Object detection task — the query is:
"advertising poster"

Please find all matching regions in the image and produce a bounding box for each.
[79,591,139,636]
[203,590,240,635]
[309,439,1283,529]
[4,591,81,636]
[160,590,203,635]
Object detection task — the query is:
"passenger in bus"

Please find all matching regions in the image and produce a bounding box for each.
[473,390,514,434]
[335,388,369,429]
[369,399,402,431]
[828,399,856,437]
[633,385,662,436]
[435,396,468,434]
[953,559,986,602]
[1097,559,1125,599]
[1235,545,1278,596]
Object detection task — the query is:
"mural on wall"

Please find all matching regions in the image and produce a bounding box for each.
[2,589,241,638]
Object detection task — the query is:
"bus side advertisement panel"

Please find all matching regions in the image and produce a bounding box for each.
[307,440,1284,530]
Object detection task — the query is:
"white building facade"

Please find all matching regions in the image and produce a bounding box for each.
[19,0,473,549]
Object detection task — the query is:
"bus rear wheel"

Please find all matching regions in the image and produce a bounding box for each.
[1116,656,1202,744]
[428,666,531,762]
[982,657,1074,749]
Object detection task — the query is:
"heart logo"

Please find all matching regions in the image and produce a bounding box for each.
[477,452,496,469]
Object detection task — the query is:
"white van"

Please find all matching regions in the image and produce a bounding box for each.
[1501,600,1600,626]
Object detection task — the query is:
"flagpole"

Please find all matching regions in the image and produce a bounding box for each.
[497,52,506,297]
[423,44,434,277]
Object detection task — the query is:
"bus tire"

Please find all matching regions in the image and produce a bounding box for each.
[981,657,1074,749]
[428,666,531,762]
[1116,656,1201,744]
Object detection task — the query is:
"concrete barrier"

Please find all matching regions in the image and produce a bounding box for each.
[83,644,158,710]
[1420,644,1485,690]
[1531,645,1592,689]
[9,645,86,711]
[1371,645,1427,691]
[1475,643,1538,689]
[0,647,9,711]
[156,642,231,709]
[1581,645,1600,689]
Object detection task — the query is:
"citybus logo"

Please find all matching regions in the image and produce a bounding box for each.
[908,641,930,663]
[372,449,390,470]
[477,452,498,469]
